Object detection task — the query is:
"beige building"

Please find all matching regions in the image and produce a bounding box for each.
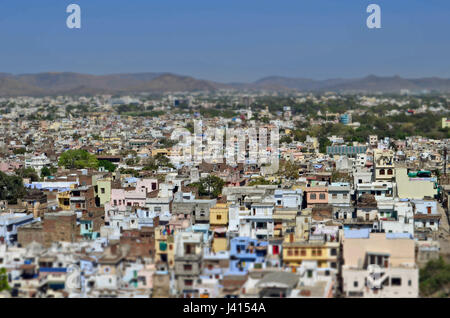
[342,230,418,298]
[373,149,395,182]
[396,167,437,199]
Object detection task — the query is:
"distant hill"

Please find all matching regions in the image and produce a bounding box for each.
[252,75,450,93]
[1,72,450,96]
[0,76,44,96]
[129,74,225,93]
[0,72,226,96]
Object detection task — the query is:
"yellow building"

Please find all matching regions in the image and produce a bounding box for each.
[155,226,175,269]
[93,178,112,207]
[101,136,121,142]
[152,148,169,157]
[442,117,450,129]
[210,203,229,252]
[57,191,71,210]
[48,122,61,131]
[210,203,229,227]
[282,235,339,270]
[273,207,297,238]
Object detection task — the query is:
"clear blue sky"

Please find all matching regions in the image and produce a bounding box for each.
[0,0,449,82]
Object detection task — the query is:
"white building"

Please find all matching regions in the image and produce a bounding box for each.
[24,153,51,174]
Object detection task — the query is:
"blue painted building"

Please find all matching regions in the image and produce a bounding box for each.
[228,237,267,275]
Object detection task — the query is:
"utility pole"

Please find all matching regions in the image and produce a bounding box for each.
[444,147,447,176]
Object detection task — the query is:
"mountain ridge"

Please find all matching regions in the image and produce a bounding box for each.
[1,72,450,96]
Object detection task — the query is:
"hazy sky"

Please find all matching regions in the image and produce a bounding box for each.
[0,0,449,82]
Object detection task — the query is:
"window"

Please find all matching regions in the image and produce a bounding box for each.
[408,280,412,286]
[217,215,222,220]
[185,279,193,286]
[380,169,385,175]
[294,249,299,256]
[310,194,317,200]
[183,264,192,271]
[319,193,325,200]
[287,249,293,256]
[330,248,337,256]
[332,194,337,199]
[354,281,358,287]
[101,188,105,194]
[391,278,402,286]
[300,249,306,256]
[387,169,393,175]
[307,270,313,278]
[256,222,267,229]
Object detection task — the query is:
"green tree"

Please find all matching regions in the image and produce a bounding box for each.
[0,171,26,204]
[279,161,301,180]
[319,136,332,154]
[40,166,52,178]
[15,167,39,182]
[0,268,10,292]
[13,148,26,155]
[248,177,276,186]
[193,175,225,199]
[58,149,99,169]
[420,257,450,297]
[331,170,352,183]
[119,168,140,178]
[186,121,195,134]
[143,154,174,171]
[280,135,293,144]
[98,160,117,172]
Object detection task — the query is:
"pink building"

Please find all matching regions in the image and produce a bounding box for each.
[136,179,158,194]
[306,186,328,208]
[110,188,146,207]
[0,161,23,173]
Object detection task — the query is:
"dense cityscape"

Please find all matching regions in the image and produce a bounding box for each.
[0,90,449,298]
